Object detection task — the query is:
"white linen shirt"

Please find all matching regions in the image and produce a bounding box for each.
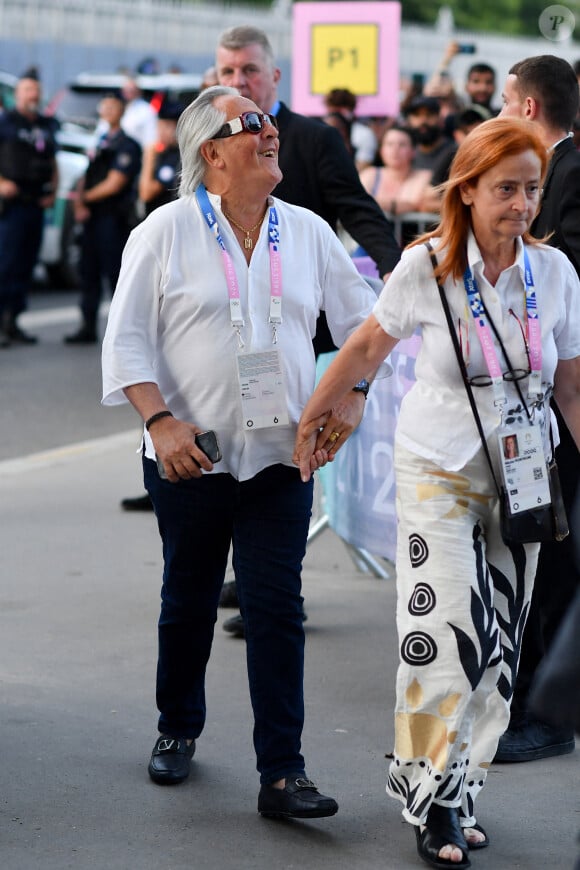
[102,192,377,481]
[373,231,580,471]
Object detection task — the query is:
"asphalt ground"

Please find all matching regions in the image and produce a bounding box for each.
[0,296,578,869]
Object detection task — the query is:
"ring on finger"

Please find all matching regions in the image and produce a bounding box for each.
[329,431,340,444]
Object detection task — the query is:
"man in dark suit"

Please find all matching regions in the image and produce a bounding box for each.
[497,54,580,762]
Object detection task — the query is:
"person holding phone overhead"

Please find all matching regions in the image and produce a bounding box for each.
[101,86,380,817]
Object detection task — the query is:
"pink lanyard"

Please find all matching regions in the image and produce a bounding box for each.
[196,184,282,346]
[463,247,543,406]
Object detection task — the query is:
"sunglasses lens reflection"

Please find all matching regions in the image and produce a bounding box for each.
[244,113,263,133]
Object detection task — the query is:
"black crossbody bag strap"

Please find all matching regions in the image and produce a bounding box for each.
[425,242,502,498]
[425,243,567,543]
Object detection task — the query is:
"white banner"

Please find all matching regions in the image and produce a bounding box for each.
[317,332,420,561]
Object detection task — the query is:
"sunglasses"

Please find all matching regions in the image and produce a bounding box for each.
[213,111,278,139]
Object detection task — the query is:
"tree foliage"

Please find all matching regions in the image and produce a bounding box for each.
[286,1,580,38]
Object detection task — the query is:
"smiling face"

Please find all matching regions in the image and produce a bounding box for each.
[216,42,280,113]
[459,149,542,250]
[207,94,282,196]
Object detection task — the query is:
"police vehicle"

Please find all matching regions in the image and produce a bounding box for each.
[0,69,17,110]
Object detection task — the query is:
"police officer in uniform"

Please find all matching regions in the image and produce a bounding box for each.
[0,69,58,347]
[138,100,182,216]
[65,92,141,344]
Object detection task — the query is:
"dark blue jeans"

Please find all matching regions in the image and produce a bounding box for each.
[0,200,44,319]
[79,210,130,327]
[143,458,314,784]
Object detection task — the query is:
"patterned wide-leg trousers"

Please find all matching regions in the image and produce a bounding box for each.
[387,442,540,827]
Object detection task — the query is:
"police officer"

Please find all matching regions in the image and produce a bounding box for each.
[138,100,182,216]
[65,92,141,344]
[0,69,58,347]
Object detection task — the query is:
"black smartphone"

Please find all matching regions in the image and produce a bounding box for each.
[156,430,222,479]
[195,430,222,464]
[457,43,476,54]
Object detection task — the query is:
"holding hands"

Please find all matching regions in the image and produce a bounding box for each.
[293,390,366,482]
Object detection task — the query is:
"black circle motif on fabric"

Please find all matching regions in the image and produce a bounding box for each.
[408,583,436,616]
[409,533,429,567]
[401,631,438,666]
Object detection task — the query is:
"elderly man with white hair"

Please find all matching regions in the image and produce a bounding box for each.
[102,85,379,817]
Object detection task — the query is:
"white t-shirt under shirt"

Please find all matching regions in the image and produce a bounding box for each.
[102,192,378,481]
[372,231,580,471]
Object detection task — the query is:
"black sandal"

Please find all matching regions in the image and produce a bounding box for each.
[414,803,471,869]
[463,822,489,850]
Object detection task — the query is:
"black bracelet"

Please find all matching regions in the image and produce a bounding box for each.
[145,410,173,431]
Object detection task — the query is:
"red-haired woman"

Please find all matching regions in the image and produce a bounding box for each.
[294,117,580,869]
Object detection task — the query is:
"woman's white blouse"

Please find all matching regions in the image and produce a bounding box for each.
[373,231,580,471]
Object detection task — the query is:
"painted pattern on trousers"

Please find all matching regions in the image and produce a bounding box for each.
[387,443,539,826]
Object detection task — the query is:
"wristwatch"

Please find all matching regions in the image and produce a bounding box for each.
[352,378,370,398]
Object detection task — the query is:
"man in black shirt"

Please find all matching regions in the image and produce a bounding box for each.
[65,92,141,344]
[0,69,58,346]
[138,101,182,216]
[402,95,455,174]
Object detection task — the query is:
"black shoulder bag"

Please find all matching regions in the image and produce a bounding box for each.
[425,242,568,545]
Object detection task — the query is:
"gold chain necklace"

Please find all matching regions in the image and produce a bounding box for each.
[222,208,266,250]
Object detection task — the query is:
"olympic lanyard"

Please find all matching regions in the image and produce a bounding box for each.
[195,184,282,346]
[463,247,543,406]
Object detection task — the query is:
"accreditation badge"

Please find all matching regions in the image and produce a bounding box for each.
[498,423,551,514]
[236,348,289,430]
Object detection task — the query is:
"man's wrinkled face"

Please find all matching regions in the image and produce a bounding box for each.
[208,94,282,191]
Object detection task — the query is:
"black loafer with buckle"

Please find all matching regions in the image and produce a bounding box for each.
[258,775,338,819]
[148,735,196,785]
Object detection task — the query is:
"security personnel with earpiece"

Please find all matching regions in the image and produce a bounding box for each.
[0,68,58,347]
[65,91,141,344]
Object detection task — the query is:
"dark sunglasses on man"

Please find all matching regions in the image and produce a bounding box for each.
[213,111,278,139]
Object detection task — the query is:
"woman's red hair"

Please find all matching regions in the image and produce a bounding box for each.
[409,117,549,282]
